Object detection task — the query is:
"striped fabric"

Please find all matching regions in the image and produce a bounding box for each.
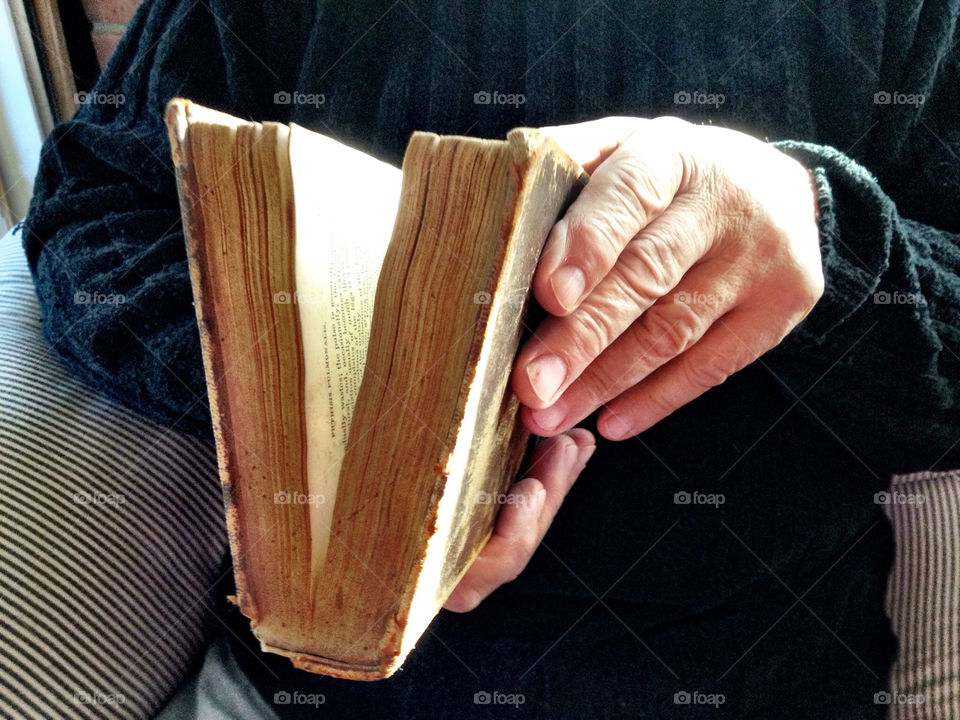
[885,470,960,719]
[0,226,227,719]
[0,223,958,718]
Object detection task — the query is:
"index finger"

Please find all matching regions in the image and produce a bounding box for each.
[533,117,691,318]
[538,116,644,172]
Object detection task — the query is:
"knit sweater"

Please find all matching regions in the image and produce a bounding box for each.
[22,1,960,717]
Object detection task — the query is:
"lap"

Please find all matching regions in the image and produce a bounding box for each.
[0,228,229,719]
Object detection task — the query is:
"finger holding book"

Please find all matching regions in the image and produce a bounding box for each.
[513,117,823,440]
[443,429,595,613]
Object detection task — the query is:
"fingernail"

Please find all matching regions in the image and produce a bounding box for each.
[533,486,547,512]
[530,398,568,432]
[525,355,567,404]
[550,263,586,312]
[602,413,634,440]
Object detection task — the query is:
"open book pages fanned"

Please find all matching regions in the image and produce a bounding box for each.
[165,99,585,680]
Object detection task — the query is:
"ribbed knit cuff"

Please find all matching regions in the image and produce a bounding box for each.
[771,140,894,346]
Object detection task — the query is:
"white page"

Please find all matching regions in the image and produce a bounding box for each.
[288,124,402,579]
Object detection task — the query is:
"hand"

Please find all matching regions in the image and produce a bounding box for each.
[443,429,595,612]
[511,116,823,440]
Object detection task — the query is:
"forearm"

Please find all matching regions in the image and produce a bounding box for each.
[22,0,309,439]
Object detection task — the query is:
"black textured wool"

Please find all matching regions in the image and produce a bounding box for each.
[21,1,960,716]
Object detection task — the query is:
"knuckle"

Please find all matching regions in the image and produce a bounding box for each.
[637,304,702,358]
[738,219,825,328]
[639,117,697,186]
[577,360,628,406]
[754,222,792,262]
[677,148,702,191]
[679,347,738,391]
[651,115,692,133]
[565,306,618,361]
[612,155,674,220]
[772,240,825,322]
[716,172,759,228]
[604,270,651,315]
[621,237,680,295]
[565,214,626,273]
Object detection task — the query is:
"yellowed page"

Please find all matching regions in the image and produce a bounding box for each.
[288,124,402,580]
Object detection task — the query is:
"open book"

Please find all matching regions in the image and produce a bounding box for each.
[165,99,585,680]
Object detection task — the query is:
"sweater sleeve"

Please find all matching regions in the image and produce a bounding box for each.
[754,1,960,477]
[22,0,311,440]
[764,135,960,476]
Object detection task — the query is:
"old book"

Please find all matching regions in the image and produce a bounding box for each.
[165,99,585,680]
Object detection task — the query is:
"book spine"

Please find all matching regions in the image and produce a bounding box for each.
[163,100,255,621]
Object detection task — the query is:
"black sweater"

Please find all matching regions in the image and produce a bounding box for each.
[21,1,960,717]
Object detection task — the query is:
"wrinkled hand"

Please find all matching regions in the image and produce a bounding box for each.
[443,429,594,612]
[512,116,823,440]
